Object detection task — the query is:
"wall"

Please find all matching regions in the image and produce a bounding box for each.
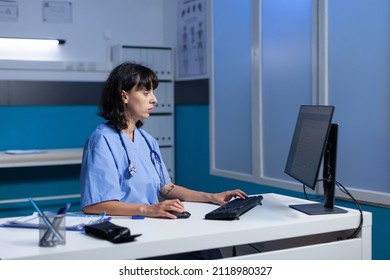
[0,0,168,62]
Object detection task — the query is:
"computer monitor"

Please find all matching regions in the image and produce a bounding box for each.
[284,105,347,215]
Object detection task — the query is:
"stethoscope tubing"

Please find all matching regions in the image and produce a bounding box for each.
[117,127,166,187]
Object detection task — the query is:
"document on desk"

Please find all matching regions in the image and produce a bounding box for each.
[1,212,110,231]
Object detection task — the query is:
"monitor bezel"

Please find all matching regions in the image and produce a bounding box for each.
[284,105,347,215]
[284,105,334,190]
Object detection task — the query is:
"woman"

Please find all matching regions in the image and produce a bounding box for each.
[80,62,247,220]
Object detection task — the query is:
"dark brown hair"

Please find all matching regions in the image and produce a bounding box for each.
[98,62,159,129]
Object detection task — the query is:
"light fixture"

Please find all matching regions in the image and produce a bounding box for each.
[0,37,66,46]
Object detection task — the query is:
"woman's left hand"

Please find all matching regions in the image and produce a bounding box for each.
[209,189,248,205]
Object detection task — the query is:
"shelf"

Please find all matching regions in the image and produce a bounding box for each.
[0,148,83,168]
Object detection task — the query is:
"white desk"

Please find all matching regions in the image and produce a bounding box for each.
[0,193,372,260]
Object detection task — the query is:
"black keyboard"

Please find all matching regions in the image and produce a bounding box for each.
[204,195,263,220]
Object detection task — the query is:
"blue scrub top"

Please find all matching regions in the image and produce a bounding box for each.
[80,123,171,209]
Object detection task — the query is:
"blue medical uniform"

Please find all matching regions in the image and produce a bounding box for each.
[80,123,222,260]
[80,123,171,209]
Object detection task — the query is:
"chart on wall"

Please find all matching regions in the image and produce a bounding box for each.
[177,0,208,80]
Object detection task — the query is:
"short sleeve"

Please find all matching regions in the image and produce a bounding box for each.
[80,135,123,209]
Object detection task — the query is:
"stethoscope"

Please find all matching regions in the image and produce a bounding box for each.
[117,128,166,188]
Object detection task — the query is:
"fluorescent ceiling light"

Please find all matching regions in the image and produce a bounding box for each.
[0,37,66,46]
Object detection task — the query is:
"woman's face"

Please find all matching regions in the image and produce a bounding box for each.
[122,86,157,123]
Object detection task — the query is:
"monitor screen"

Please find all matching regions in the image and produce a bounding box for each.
[284,105,334,190]
[284,105,347,215]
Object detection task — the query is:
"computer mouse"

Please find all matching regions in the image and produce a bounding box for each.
[168,210,191,219]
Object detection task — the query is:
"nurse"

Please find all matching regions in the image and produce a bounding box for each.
[80,62,247,219]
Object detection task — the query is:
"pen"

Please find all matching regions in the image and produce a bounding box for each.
[28,198,63,242]
[44,203,71,241]
[57,203,72,215]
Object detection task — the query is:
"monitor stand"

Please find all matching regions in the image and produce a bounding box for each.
[290,203,347,215]
[289,124,348,215]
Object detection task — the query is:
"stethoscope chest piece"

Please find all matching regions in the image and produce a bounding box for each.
[128,163,137,176]
[118,127,164,185]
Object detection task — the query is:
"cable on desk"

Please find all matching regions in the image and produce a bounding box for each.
[301,179,363,240]
[336,180,363,239]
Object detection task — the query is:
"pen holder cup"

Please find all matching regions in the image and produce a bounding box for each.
[39,212,66,247]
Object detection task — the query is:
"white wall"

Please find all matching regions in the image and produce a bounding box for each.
[0,0,178,80]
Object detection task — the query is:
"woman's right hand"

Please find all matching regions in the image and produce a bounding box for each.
[143,199,185,219]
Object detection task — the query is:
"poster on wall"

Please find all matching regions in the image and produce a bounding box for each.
[177,0,208,80]
[0,1,18,22]
[43,1,72,23]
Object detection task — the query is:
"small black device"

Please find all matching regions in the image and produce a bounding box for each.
[168,211,191,219]
[204,195,263,220]
[284,105,347,215]
[84,221,141,243]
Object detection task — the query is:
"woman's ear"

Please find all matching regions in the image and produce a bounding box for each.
[121,90,129,104]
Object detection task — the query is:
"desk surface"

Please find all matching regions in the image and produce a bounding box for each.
[0,193,372,260]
